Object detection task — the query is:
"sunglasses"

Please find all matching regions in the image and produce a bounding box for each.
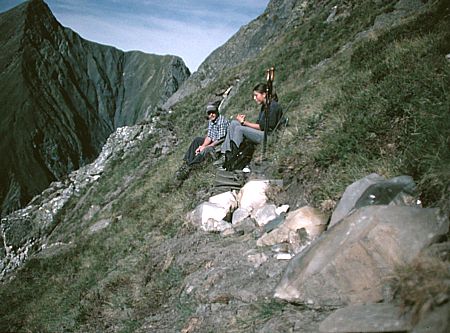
[205,112,217,120]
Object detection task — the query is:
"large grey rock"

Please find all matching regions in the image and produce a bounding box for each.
[232,208,251,225]
[319,303,412,332]
[274,205,449,305]
[252,204,278,227]
[233,218,257,235]
[330,174,418,227]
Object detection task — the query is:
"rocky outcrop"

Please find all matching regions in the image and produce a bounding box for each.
[0,114,177,279]
[0,0,190,215]
[273,174,449,307]
[274,205,448,305]
[329,174,418,227]
[185,171,449,331]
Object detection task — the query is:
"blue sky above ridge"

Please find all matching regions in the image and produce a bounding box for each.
[0,0,270,71]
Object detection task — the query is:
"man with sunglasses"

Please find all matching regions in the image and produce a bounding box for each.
[176,103,229,180]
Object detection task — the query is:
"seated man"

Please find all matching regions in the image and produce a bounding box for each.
[220,83,283,170]
[176,102,229,180]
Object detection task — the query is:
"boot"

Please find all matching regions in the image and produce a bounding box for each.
[176,163,190,180]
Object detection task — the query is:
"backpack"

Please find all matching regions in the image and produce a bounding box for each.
[223,140,256,172]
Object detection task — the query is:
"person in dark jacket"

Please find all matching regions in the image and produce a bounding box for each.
[220,83,282,161]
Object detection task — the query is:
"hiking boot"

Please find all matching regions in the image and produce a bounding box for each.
[176,163,190,180]
[222,150,234,171]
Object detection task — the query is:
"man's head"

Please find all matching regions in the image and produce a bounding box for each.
[205,103,219,121]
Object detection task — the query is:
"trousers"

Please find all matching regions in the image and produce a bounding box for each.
[183,137,214,166]
[220,120,264,153]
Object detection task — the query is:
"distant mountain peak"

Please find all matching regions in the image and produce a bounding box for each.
[0,0,59,48]
[24,0,49,12]
[3,0,52,18]
[23,0,61,31]
[0,0,190,215]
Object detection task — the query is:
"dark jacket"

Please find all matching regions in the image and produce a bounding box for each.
[256,100,283,132]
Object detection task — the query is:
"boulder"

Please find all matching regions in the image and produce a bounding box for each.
[208,191,238,212]
[233,218,256,235]
[252,204,278,227]
[232,207,250,225]
[274,205,449,305]
[257,226,290,248]
[330,174,418,227]
[238,180,269,212]
[257,206,328,248]
[187,202,229,232]
[284,206,329,238]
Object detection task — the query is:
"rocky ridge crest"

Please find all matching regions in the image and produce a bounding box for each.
[0,0,190,215]
[0,112,177,279]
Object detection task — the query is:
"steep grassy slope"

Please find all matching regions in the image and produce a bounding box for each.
[172,0,449,211]
[0,0,448,331]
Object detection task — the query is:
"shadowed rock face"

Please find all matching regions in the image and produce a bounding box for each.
[0,0,190,215]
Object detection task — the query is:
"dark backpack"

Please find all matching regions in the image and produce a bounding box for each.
[223,140,256,171]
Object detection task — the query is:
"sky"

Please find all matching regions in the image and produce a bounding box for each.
[0,0,270,72]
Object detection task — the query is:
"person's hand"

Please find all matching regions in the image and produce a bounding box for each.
[236,114,246,124]
[195,146,204,155]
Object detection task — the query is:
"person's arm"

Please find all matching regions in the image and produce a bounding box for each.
[236,114,261,130]
[195,136,213,154]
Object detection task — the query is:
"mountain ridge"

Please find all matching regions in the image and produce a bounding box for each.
[0,0,190,215]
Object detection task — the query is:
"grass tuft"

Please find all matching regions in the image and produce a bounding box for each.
[391,254,450,324]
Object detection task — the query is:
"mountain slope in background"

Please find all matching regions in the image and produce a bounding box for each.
[0,0,190,215]
[163,0,302,108]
